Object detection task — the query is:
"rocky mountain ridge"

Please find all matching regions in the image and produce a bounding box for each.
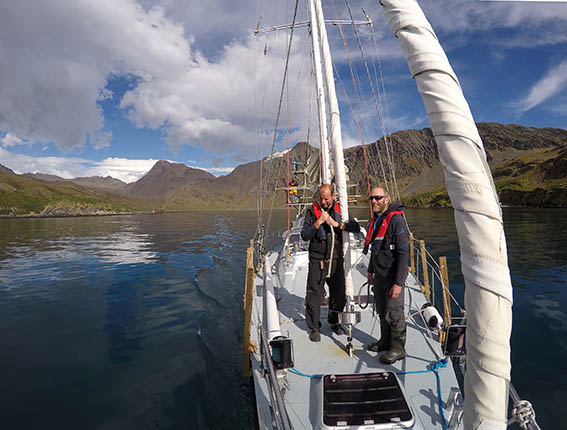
[1,122,566,216]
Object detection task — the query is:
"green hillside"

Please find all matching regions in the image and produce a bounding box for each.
[404,146,567,208]
[0,172,148,216]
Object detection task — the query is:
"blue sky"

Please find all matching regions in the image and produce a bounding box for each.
[0,0,566,183]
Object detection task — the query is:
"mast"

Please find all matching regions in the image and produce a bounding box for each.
[313,0,354,299]
[308,0,331,184]
[381,1,513,429]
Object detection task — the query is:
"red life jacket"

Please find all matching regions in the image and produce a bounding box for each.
[312,201,341,219]
[364,210,404,249]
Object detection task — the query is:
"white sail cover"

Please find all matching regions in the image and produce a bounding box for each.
[381,1,513,429]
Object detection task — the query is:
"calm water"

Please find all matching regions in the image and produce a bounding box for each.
[0,209,565,428]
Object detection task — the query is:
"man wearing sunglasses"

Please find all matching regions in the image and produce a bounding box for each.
[365,187,409,364]
[301,184,360,342]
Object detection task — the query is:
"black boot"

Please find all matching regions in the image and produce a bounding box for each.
[367,318,391,352]
[379,326,406,364]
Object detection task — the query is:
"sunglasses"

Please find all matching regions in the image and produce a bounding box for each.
[369,195,385,201]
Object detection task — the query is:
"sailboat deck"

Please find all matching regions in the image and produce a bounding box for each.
[250,247,463,429]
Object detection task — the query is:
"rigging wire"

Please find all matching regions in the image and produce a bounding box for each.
[365,8,401,201]
[330,0,371,202]
[327,2,389,199]
[286,0,291,259]
[257,0,301,251]
[331,59,384,190]
[347,0,398,199]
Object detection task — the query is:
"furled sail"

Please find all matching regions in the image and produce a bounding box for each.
[380,1,513,429]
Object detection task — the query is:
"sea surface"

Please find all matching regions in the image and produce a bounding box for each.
[0,209,565,429]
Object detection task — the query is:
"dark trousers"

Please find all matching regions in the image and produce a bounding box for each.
[373,276,405,330]
[305,256,346,330]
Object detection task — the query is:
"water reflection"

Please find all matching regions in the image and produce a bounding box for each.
[0,209,565,429]
[95,232,157,265]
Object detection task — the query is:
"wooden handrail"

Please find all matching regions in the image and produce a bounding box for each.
[420,240,430,300]
[242,240,256,376]
[409,232,415,273]
[439,256,451,343]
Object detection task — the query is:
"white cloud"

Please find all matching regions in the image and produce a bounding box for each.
[421,0,567,34]
[86,157,159,183]
[1,133,25,147]
[1,0,566,165]
[0,147,157,183]
[0,0,193,152]
[0,147,91,179]
[205,166,235,176]
[0,0,316,160]
[514,60,567,113]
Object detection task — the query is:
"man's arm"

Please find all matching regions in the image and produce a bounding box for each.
[367,248,375,284]
[343,217,360,233]
[392,216,410,287]
[301,209,327,241]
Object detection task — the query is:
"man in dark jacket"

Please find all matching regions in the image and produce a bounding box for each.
[301,184,360,342]
[365,186,409,363]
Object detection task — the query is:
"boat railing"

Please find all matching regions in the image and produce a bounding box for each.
[409,233,466,340]
[242,239,293,430]
[409,235,542,430]
[258,323,293,430]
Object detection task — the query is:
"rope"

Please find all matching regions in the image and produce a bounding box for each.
[357,281,370,309]
[509,400,541,429]
[290,358,450,430]
[330,0,371,199]
[331,59,383,202]
[396,359,449,430]
[258,0,300,253]
[366,10,401,201]
[411,238,466,314]
[290,368,321,379]
[327,225,335,278]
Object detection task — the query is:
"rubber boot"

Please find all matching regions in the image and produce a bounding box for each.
[367,318,391,352]
[379,326,406,364]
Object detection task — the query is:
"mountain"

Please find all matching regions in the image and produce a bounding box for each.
[24,173,66,182]
[0,171,148,216]
[123,124,566,210]
[344,123,566,196]
[25,173,127,193]
[69,176,127,193]
[2,122,566,216]
[493,145,567,207]
[0,164,15,174]
[123,160,217,199]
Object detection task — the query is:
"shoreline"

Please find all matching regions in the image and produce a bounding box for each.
[0,211,153,220]
[2,205,566,220]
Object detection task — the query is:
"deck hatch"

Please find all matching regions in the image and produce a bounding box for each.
[323,372,413,427]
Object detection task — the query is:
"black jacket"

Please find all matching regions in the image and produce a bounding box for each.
[367,202,409,285]
[300,202,360,260]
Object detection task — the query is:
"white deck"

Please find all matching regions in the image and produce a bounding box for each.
[250,245,463,430]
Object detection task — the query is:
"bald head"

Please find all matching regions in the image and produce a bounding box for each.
[320,184,335,209]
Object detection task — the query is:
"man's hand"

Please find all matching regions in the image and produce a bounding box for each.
[326,217,340,228]
[390,283,402,298]
[314,211,328,228]
[367,272,374,284]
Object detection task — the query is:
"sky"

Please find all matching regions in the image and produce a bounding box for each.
[0,0,566,183]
